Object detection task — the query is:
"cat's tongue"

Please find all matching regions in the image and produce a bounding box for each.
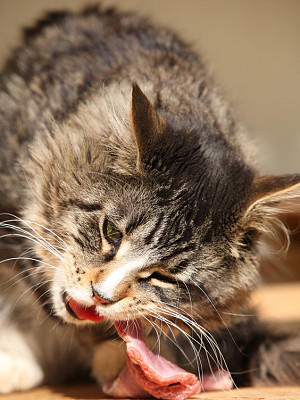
[68,298,105,322]
[103,320,202,400]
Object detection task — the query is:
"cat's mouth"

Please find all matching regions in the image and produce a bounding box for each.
[61,295,231,398]
[63,293,105,322]
[61,293,202,398]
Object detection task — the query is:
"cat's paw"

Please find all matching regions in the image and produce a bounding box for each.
[92,340,127,386]
[0,351,43,393]
[250,335,300,385]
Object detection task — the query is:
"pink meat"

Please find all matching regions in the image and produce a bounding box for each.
[111,320,201,400]
[67,297,232,397]
[102,363,148,398]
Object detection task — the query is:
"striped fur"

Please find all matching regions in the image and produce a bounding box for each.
[0,6,299,394]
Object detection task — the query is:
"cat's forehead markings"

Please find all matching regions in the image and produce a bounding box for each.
[95,256,147,299]
[115,241,130,260]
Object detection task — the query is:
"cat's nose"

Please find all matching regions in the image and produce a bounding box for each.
[91,283,114,304]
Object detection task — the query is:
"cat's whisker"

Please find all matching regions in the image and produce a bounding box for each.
[0,256,59,270]
[0,220,64,257]
[2,268,57,292]
[143,314,192,366]
[0,230,63,261]
[0,216,64,251]
[153,307,205,357]
[158,308,236,388]
[221,311,256,317]
[11,277,64,314]
[192,281,241,353]
[0,220,59,248]
[156,301,207,356]
[143,316,184,361]
[10,280,50,311]
[151,311,202,365]
[17,247,37,261]
[182,281,193,314]
[0,266,46,289]
[141,315,162,354]
[153,304,229,381]
[32,287,54,309]
[143,314,174,358]
[145,296,228,380]
[0,213,66,247]
[0,253,60,282]
[0,232,62,262]
[149,311,203,381]
[157,316,215,385]
[157,306,223,365]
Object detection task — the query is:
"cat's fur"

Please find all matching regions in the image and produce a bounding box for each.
[0,5,299,394]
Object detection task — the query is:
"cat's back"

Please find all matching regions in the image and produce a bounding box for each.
[0,6,201,124]
[0,6,247,214]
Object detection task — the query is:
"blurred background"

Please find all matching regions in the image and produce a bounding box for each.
[0,0,299,281]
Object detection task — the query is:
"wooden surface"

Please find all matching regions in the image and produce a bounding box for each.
[1,283,300,400]
[2,384,300,400]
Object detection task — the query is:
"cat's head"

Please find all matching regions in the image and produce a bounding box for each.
[23,83,300,332]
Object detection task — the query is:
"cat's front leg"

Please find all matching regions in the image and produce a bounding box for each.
[0,264,44,394]
[92,339,127,387]
[0,324,43,394]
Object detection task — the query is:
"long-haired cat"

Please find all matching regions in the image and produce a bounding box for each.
[0,6,299,398]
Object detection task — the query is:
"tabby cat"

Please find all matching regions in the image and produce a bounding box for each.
[0,6,299,397]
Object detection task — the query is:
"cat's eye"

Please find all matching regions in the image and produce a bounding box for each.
[139,271,177,285]
[149,271,177,285]
[103,219,122,244]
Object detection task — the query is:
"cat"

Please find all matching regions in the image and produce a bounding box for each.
[0,5,299,397]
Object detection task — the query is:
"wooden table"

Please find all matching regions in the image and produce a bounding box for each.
[2,283,300,400]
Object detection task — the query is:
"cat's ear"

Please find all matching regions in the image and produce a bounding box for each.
[130,83,165,169]
[246,175,300,216]
[243,174,300,249]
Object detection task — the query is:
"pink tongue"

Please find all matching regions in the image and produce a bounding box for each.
[68,299,105,322]
[103,320,201,400]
